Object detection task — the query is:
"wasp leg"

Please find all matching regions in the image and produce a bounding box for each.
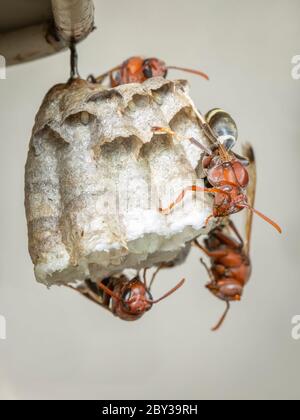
[194,238,227,259]
[200,258,215,282]
[159,186,231,215]
[87,74,97,83]
[228,220,244,247]
[205,214,215,226]
[211,229,241,250]
[143,268,149,288]
[149,264,164,290]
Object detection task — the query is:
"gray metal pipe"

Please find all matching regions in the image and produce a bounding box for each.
[51,0,95,43]
[0,0,95,66]
[0,22,66,66]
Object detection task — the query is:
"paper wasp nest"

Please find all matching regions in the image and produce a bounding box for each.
[25,77,213,286]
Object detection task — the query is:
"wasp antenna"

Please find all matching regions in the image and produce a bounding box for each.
[240,205,282,234]
[149,264,164,289]
[148,278,185,304]
[167,66,209,81]
[143,268,149,287]
[212,301,230,331]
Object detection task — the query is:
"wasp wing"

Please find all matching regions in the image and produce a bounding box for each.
[66,281,110,311]
[242,143,256,256]
[94,65,122,84]
[233,151,249,166]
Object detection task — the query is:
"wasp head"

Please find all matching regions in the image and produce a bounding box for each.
[142,58,167,79]
[121,279,153,316]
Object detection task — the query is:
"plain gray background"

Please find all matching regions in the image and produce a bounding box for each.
[0,0,300,400]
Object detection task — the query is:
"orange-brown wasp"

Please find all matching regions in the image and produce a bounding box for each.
[193,144,259,330]
[154,109,281,234]
[89,56,209,86]
[68,268,185,321]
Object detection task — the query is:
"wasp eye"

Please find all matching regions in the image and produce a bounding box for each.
[143,62,153,78]
[222,185,232,192]
[122,290,132,302]
[143,67,153,78]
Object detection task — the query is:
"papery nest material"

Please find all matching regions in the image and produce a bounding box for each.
[25,77,214,286]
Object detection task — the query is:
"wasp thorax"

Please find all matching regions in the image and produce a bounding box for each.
[205,108,238,150]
